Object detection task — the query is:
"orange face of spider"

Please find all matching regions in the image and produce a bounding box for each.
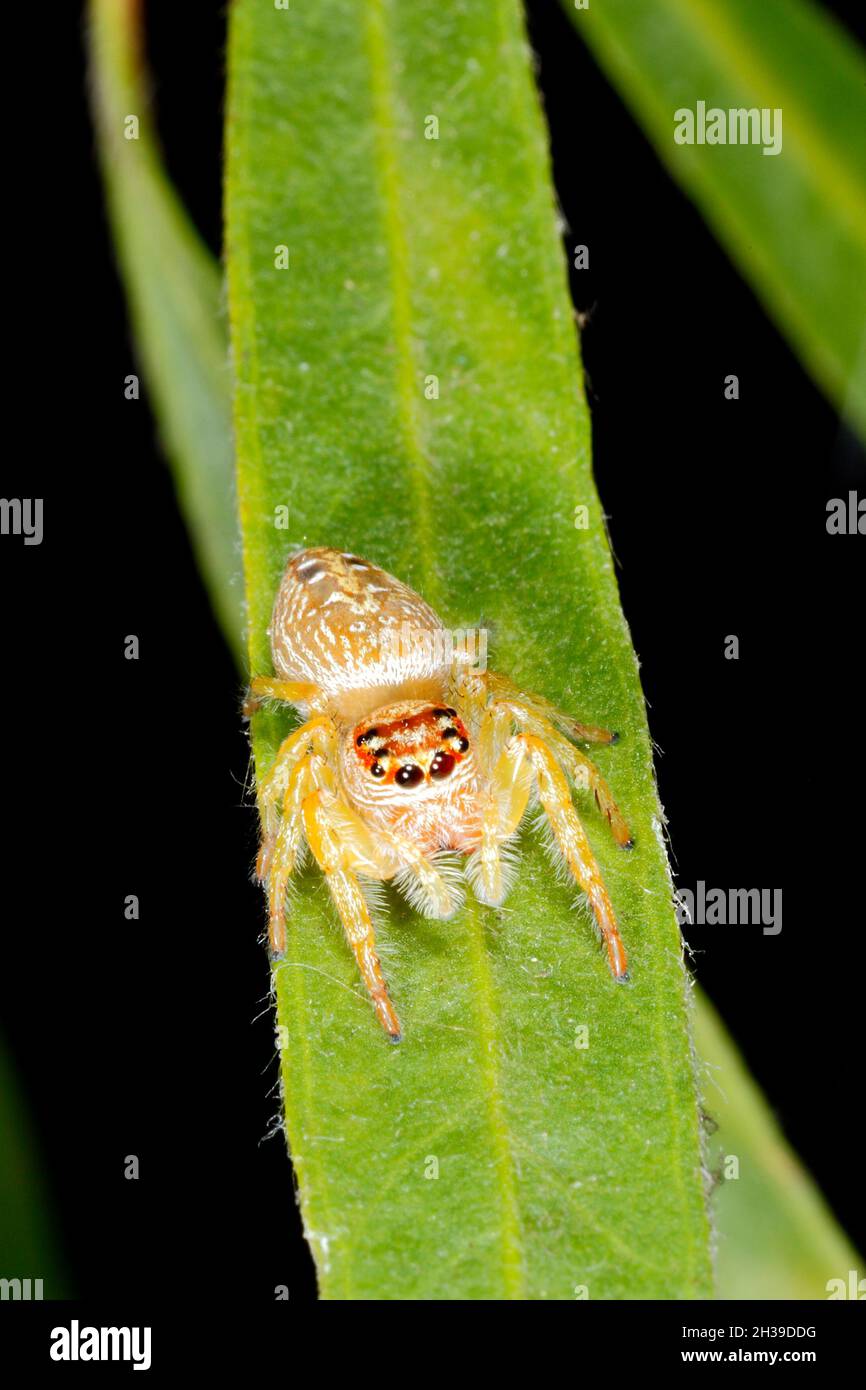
[352,704,471,790]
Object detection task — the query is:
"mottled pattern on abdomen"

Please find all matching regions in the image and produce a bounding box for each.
[270,548,448,697]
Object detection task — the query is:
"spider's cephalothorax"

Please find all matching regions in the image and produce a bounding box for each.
[247,547,634,1041]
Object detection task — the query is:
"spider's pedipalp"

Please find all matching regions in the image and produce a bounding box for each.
[471,731,534,905]
[391,847,465,920]
[464,825,523,907]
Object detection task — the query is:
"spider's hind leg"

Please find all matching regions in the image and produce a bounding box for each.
[256,716,337,953]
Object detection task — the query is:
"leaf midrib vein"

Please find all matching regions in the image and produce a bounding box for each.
[363,0,438,604]
[362,0,527,1298]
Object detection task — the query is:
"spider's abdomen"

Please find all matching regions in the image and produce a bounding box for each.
[270,548,448,717]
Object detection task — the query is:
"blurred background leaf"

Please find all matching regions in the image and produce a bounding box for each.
[696,996,860,1299]
[563,0,866,443]
[0,1032,69,1297]
[89,0,243,661]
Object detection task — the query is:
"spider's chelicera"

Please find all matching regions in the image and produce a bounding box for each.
[245,547,634,1041]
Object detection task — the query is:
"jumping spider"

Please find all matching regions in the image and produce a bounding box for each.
[245,547,633,1041]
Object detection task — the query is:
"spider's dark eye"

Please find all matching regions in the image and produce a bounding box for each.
[357,728,379,746]
[456,736,469,753]
[395,763,423,788]
[370,762,386,778]
[430,752,455,780]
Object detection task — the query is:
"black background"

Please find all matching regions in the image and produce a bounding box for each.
[1,0,863,1305]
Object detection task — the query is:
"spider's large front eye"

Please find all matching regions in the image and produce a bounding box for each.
[395,763,423,788]
[430,752,455,780]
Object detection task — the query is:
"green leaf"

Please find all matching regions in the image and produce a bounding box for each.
[695,994,861,1300]
[89,0,243,661]
[226,0,712,1299]
[563,0,866,443]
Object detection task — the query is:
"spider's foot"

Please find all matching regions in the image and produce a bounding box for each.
[268,915,288,958]
[373,990,402,1042]
[615,970,631,984]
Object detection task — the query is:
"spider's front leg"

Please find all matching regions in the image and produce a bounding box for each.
[482,671,619,745]
[458,669,633,848]
[482,731,630,981]
[261,734,457,1035]
[492,701,633,849]
[302,790,403,1041]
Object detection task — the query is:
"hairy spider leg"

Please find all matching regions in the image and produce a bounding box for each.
[303,789,402,1040]
[265,753,330,954]
[482,671,618,744]
[491,699,633,849]
[473,721,629,979]
[256,715,337,879]
[261,721,460,1015]
[455,668,633,848]
[515,733,629,980]
[243,676,321,717]
[474,735,535,907]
